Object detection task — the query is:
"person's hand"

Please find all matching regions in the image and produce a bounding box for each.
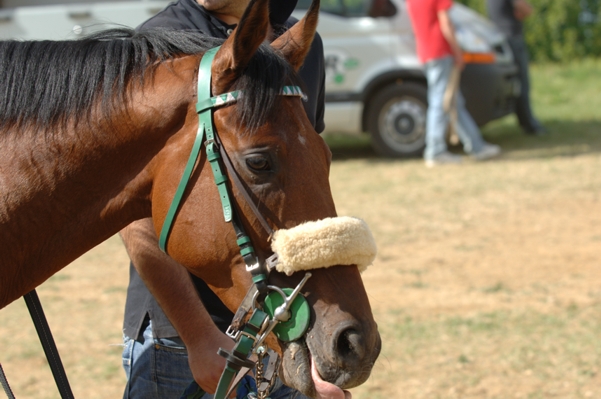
[453,48,465,70]
[513,0,533,20]
[187,326,236,396]
[311,359,353,399]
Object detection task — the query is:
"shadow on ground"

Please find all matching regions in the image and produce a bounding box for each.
[325,118,601,162]
[481,119,601,159]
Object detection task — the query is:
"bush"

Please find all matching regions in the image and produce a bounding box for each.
[456,0,601,62]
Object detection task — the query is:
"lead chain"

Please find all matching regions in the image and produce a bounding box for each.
[254,347,277,399]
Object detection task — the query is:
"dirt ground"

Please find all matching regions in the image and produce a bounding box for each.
[333,146,601,399]
[1,128,600,399]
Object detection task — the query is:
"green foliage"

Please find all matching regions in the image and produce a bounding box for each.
[525,0,601,61]
[456,0,601,62]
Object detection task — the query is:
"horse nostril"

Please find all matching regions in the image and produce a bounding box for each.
[336,327,366,361]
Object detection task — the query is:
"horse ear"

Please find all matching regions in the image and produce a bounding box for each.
[211,0,270,93]
[270,0,320,71]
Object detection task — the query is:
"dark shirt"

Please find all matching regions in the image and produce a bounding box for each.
[139,0,324,132]
[123,0,325,340]
[486,0,523,38]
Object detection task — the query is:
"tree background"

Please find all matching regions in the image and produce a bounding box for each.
[457,0,601,62]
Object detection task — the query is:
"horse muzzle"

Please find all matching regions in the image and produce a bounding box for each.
[269,216,381,397]
[279,316,381,397]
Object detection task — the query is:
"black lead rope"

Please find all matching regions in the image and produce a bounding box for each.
[22,290,74,399]
[0,362,15,399]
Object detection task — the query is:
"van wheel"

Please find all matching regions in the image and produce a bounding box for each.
[367,82,427,157]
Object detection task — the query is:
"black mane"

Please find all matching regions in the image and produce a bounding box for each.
[0,28,300,132]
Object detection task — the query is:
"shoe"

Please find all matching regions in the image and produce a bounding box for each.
[425,151,463,167]
[471,143,501,161]
[524,125,548,136]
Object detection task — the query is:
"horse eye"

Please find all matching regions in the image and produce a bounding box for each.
[246,155,271,172]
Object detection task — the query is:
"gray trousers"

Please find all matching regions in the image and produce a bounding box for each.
[507,36,543,133]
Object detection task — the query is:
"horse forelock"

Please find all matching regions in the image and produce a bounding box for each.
[0,28,222,133]
[230,43,303,135]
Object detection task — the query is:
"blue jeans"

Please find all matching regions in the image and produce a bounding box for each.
[423,56,485,160]
[122,321,310,399]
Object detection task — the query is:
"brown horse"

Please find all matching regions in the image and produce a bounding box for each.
[0,0,380,396]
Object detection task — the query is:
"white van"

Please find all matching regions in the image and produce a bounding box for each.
[0,1,167,40]
[0,0,519,157]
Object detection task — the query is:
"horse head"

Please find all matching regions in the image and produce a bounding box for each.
[152,0,381,395]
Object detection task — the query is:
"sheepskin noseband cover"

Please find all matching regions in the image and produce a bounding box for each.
[270,216,377,276]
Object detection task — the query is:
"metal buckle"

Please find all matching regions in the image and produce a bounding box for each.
[226,325,240,340]
[204,138,216,148]
[265,253,279,272]
[226,316,268,344]
[238,330,259,345]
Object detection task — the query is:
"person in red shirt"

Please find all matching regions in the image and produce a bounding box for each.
[407,0,501,166]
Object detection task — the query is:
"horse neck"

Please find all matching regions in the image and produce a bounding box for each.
[0,56,200,308]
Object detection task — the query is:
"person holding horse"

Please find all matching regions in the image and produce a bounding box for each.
[120,0,325,398]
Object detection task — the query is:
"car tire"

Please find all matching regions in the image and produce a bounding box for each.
[366,82,428,157]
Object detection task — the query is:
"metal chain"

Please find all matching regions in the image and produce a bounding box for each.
[255,347,278,399]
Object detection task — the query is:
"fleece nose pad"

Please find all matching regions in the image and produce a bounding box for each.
[270,216,377,275]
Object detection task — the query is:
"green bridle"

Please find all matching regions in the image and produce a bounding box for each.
[158,47,312,399]
[159,45,298,251]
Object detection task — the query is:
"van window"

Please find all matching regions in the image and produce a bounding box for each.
[296,0,396,18]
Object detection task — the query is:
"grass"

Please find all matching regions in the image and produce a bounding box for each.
[360,305,601,398]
